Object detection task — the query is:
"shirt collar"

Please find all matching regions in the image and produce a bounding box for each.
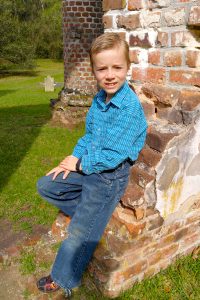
[96,81,129,109]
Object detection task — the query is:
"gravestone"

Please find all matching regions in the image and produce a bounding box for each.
[44,76,55,92]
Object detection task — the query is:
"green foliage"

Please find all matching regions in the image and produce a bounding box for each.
[0,0,63,69]
[20,250,36,275]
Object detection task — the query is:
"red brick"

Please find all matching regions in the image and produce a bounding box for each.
[163,51,182,67]
[134,208,145,220]
[103,15,113,28]
[156,107,183,124]
[186,50,200,68]
[148,250,162,265]
[146,126,179,152]
[188,6,200,26]
[178,90,200,111]
[147,215,164,231]
[117,14,141,30]
[157,31,169,47]
[129,49,141,63]
[128,0,144,10]
[170,70,200,87]
[132,67,166,84]
[103,0,126,11]
[161,244,179,258]
[148,49,161,65]
[182,233,199,247]
[174,228,189,242]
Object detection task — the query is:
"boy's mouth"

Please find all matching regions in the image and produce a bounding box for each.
[104,82,117,88]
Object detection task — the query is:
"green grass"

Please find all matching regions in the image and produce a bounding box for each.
[0,59,84,230]
[0,59,199,300]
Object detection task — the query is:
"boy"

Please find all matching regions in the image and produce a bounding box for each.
[36,32,147,297]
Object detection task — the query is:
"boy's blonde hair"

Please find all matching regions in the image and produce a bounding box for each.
[90,32,131,69]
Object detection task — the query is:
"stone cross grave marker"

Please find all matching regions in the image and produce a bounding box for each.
[44,75,55,92]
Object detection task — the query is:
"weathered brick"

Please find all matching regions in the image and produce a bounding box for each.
[148,250,162,265]
[163,50,182,67]
[129,49,141,63]
[186,50,200,68]
[148,0,170,8]
[171,30,200,47]
[161,244,179,258]
[156,31,169,47]
[114,260,147,283]
[169,70,200,87]
[117,14,141,30]
[163,8,185,26]
[142,83,180,106]
[182,233,200,248]
[121,182,144,208]
[103,0,126,11]
[174,228,189,242]
[146,126,178,152]
[130,165,155,188]
[128,0,145,10]
[130,32,156,47]
[132,67,166,84]
[134,208,145,220]
[103,15,113,28]
[188,6,200,26]
[156,107,183,124]
[148,49,161,65]
[138,147,161,167]
[178,90,200,111]
[140,99,156,119]
[141,11,161,28]
[147,215,164,231]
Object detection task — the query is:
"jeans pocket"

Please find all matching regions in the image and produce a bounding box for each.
[97,173,112,185]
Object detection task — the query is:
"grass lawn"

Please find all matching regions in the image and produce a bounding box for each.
[0,59,199,299]
[0,59,84,231]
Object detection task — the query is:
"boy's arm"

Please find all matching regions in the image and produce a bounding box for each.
[80,106,147,174]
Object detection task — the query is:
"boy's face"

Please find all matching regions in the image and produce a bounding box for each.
[92,45,129,101]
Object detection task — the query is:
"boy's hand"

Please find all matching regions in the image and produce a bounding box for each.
[59,155,78,172]
[46,155,79,180]
[46,166,70,180]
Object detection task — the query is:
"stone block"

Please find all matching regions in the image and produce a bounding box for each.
[188,6,200,26]
[169,70,200,87]
[117,14,141,30]
[147,215,164,230]
[141,99,156,119]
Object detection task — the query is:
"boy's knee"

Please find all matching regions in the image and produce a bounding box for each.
[37,176,49,193]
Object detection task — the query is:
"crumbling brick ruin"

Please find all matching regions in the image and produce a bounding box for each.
[52,0,200,297]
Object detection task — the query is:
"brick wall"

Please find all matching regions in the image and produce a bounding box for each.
[59,0,200,298]
[62,0,104,94]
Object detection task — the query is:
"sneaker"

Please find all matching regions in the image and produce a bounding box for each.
[37,275,60,293]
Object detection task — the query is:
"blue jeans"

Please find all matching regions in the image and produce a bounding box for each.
[37,160,131,291]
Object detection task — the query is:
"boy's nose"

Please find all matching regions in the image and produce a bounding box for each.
[106,69,114,79]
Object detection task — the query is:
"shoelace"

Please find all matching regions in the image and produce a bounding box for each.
[65,287,72,298]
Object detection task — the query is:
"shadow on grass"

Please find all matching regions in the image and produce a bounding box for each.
[0,70,39,79]
[0,89,17,97]
[0,104,51,192]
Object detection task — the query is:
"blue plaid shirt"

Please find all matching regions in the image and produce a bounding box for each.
[72,81,147,175]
